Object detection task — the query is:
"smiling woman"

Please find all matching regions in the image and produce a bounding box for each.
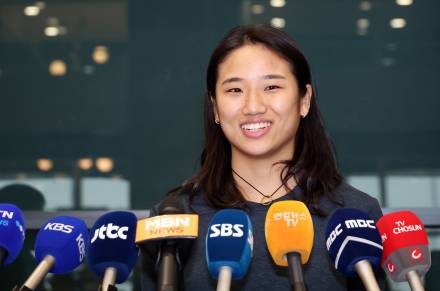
[141,24,386,290]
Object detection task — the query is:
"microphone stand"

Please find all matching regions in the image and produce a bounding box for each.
[157,242,178,291]
[0,247,7,266]
[286,252,306,291]
[98,285,118,291]
[406,270,425,291]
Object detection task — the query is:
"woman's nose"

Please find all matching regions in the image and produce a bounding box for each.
[242,90,267,115]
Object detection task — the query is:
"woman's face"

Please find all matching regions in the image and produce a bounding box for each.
[213,44,312,160]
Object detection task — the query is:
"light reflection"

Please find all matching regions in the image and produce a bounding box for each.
[93,46,110,64]
[96,157,114,173]
[251,4,264,14]
[37,159,53,172]
[24,6,40,16]
[270,0,286,8]
[359,1,372,11]
[390,18,406,29]
[49,60,67,76]
[396,0,413,6]
[271,17,286,28]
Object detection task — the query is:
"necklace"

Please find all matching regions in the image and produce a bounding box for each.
[232,169,285,206]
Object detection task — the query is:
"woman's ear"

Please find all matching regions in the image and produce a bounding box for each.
[300,84,312,118]
[211,96,220,122]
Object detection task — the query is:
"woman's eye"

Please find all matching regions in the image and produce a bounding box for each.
[226,88,242,93]
[265,85,280,91]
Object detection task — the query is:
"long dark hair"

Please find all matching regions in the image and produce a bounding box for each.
[169,24,342,215]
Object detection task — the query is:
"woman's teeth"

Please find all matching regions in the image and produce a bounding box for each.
[241,122,271,131]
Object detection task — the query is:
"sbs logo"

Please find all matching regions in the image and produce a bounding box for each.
[209,224,244,238]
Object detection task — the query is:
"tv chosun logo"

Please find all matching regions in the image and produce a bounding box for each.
[410,248,423,260]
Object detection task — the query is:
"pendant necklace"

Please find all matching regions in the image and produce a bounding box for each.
[232,169,285,206]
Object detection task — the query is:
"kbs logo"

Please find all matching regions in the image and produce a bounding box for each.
[76,233,86,261]
[386,261,396,273]
[273,212,306,227]
[44,223,74,234]
[410,248,423,260]
[209,224,244,238]
[90,223,128,243]
[0,210,14,219]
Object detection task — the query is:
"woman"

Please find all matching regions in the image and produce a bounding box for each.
[141,24,385,290]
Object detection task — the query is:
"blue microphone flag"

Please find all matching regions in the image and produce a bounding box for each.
[325,208,382,277]
[205,209,253,280]
[0,203,26,264]
[35,215,88,274]
[88,211,138,284]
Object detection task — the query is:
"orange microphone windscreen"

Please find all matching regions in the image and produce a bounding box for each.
[265,201,314,266]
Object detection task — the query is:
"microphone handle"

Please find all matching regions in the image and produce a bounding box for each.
[286,252,306,291]
[353,259,380,291]
[406,270,425,291]
[23,255,55,290]
[12,286,32,291]
[0,247,7,266]
[98,284,118,291]
[216,266,232,291]
[102,267,118,291]
[157,243,178,291]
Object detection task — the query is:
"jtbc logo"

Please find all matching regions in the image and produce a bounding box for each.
[44,223,74,234]
[209,224,244,238]
[91,223,129,243]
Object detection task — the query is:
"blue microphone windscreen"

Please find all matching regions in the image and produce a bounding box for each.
[325,208,382,277]
[35,216,88,274]
[0,204,26,264]
[205,209,253,280]
[87,211,138,284]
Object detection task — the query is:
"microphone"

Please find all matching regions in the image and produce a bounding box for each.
[88,211,139,291]
[325,208,383,291]
[376,211,430,291]
[205,209,253,291]
[265,201,314,291]
[17,215,88,291]
[0,203,26,266]
[135,193,198,291]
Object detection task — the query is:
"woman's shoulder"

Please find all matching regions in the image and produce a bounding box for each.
[326,181,383,221]
[148,189,214,217]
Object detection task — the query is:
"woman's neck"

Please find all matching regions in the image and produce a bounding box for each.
[231,152,296,203]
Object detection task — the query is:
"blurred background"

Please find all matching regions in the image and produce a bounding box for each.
[0,0,438,290]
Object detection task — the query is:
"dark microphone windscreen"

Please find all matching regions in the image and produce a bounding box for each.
[35,215,88,274]
[0,203,26,264]
[205,209,253,280]
[325,208,382,277]
[88,211,138,284]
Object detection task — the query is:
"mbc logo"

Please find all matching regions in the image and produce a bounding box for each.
[91,223,129,243]
[209,224,244,238]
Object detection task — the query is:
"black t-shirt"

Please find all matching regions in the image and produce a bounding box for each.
[140,182,386,291]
